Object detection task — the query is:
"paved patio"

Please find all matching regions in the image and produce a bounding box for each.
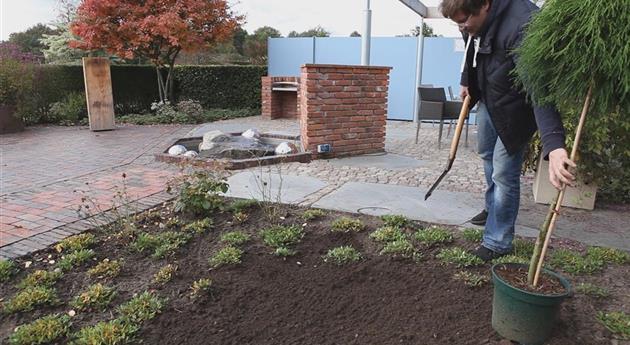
[1,117,628,259]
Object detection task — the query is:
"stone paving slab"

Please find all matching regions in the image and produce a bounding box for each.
[313,181,481,225]
[223,171,327,205]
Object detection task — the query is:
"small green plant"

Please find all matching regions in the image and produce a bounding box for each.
[323,246,362,265]
[273,247,297,257]
[260,225,304,250]
[153,264,177,284]
[71,283,117,312]
[414,226,454,246]
[55,233,96,253]
[116,291,165,325]
[228,199,259,213]
[190,278,212,298]
[462,228,483,242]
[209,246,243,268]
[72,319,138,345]
[18,270,62,289]
[369,226,407,243]
[380,239,419,260]
[56,249,96,271]
[164,216,181,229]
[220,231,251,246]
[437,247,484,268]
[232,211,249,224]
[575,283,609,298]
[597,311,630,340]
[587,247,630,265]
[331,217,364,233]
[491,255,529,265]
[48,91,87,125]
[3,286,58,313]
[172,171,229,215]
[88,259,123,279]
[131,231,192,259]
[453,271,488,287]
[8,314,71,345]
[0,259,16,282]
[513,239,536,258]
[549,249,604,274]
[302,209,326,221]
[182,218,213,234]
[380,214,410,228]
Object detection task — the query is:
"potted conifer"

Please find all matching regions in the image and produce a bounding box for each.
[490,0,630,344]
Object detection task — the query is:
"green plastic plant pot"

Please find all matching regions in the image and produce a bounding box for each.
[491,263,571,345]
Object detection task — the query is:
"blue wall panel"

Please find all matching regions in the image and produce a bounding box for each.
[268,37,465,121]
[371,37,418,121]
[268,38,314,76]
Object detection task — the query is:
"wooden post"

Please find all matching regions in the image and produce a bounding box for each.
[82,57,115,131]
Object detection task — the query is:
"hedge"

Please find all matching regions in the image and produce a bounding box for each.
[24,64,266,120]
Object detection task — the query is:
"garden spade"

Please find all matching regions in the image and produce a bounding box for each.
[424,95,471,200]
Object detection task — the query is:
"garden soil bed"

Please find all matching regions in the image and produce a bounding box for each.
[1,200,628,344]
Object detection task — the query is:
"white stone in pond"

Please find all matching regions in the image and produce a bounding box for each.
[168,144,187,155]
[199,130,231,151]
[241,128,260,139]
[275,141,297,155]
[183,150,198,158]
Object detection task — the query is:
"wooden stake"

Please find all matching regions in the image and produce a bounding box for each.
[532,85,593,286]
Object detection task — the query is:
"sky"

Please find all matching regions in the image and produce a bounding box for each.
[0,0,461,41]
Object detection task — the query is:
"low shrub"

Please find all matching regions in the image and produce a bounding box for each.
[116,291,165,325]
[48,91,87,125]
[209,246,243,268]
[3,286,58,313]
[55,233,96,253]
[56,249,95,271]
[462,228,483,243]
[220,231,251,246]
[72,319,138,345]
[190,278,212,298]
[153,264,178,285]
[597,311,630,340]
[370,226,407,243]
[380,239,419,260]
[437,247,484,268]
[260,225,304,251]
[331,217,364,233]
[173,172,228,215]
[18,270,62,289]
[131,231,192,259]
[8,314,71,345]
[414,226,454,246]
[323,246,362,265]
[71,283,117,312]
[575,283,609,298]
[302,209,326,221]
[0,259,16,282]
[87,259,123,279]
[182,218,213,234]
[453,271,488,287]
[380,214,410,228]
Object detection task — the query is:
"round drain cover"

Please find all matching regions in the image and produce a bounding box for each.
[357,206,391,216]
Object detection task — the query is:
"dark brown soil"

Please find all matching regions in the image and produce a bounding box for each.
[1,200,628,345]
[495,265,567,295]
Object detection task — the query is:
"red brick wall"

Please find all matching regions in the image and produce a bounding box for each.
[261,76,300,120]
[299,64,391,158]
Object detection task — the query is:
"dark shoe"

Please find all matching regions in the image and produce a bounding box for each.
[470,210,488,226]
[471,245,509,262]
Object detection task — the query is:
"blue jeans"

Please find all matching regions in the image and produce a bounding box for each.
[476,102,525,253]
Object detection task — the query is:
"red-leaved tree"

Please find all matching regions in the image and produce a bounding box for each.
[71,0,243,102]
